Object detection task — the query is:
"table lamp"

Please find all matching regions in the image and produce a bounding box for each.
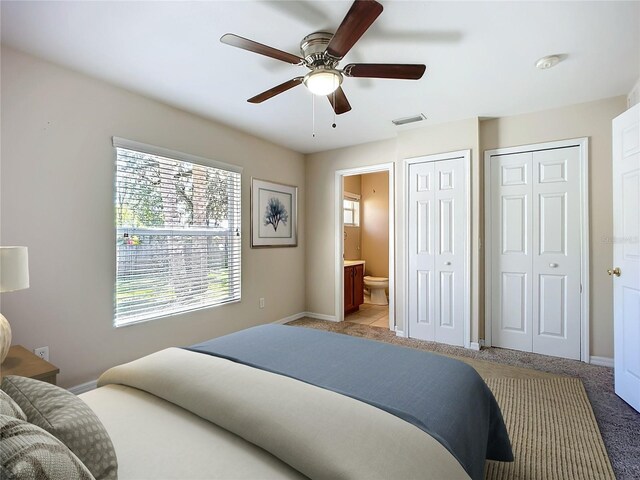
[0,246,30,363]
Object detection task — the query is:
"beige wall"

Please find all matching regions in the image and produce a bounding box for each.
[305,118,479,334]
[0,47,306,387]
[480,96,627,358]
[361,172,389,278]
[343,175,361,260]
[343,175,361,196]
[305,139,397,317]
[1,45,625,389]
[306,98,625,357]
[343,229,360,260]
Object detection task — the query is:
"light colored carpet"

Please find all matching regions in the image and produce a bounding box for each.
[485,377,614,480]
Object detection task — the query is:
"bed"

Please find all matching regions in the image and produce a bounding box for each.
[78,325,512,480]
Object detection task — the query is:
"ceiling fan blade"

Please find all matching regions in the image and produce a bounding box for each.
[327,87,352,115]
[343,63,426,80]
[221,34,304,65]
[248,77,304,104]
[325,0,383,60]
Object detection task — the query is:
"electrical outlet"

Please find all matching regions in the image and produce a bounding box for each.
[34,346,49,362]
[259,298,265,309]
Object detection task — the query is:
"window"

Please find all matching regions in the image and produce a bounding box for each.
[343,193,360,227]
[114,138,241,327]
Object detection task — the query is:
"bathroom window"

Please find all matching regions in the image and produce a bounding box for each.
[343,193,360,227]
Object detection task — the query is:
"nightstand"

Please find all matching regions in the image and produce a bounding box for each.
[0,345,60,385]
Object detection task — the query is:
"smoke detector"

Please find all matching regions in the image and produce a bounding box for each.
[535,55,561,70]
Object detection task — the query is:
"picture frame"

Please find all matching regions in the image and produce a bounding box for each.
[251,178,298,248]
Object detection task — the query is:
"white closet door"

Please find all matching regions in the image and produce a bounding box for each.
[532,148,581,359]
[433,159,465,346]
[408,157,466,346]
[408,161,436,341]
[491,152,534,352]
[490,146,582,359]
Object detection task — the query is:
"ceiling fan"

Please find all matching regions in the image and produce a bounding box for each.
[221,0,426,115]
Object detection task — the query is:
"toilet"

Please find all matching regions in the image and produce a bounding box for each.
[363,276,389,305]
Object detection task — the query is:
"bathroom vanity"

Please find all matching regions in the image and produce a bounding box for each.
[344,260,365,314]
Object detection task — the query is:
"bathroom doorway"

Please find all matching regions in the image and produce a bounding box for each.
[335,163,394,331]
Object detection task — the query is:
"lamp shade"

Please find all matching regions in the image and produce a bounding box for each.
[0,246,30,293]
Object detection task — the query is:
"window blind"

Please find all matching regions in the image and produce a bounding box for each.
[114,145,241,326]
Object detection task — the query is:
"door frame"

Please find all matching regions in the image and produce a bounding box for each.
[483,138,590,362]
[404,150,472,349]
[334,163,395,330]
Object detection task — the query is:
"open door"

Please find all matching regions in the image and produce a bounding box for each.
[612,103,640,413]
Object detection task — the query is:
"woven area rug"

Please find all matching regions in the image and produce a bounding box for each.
[485,377,614,480]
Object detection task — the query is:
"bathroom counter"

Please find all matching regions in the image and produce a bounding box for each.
[344,260,365,267]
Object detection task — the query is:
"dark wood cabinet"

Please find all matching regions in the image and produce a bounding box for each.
[353,265,364,307]
[344,267,355,313]
[344,264,364,314]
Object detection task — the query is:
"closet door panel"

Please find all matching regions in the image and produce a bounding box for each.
[434,158,465,346]
[491,152,534,352]
[532,147,581,359]
[409,162,436,341]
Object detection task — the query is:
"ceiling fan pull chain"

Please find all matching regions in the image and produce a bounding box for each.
[312,93,316,138]
[332,88,337,128]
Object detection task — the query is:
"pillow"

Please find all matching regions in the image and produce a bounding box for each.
[1,376,117,480]
[0,414,95,480]
[0,390,26,421]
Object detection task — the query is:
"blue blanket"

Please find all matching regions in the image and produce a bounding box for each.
[188,325,512,480]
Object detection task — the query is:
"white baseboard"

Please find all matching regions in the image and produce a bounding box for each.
[395,329,407,338]
[276,312,338,324]
[273,312,307,325]
[303,312,338,322]
[68,380,98,395]
[469,342,481,351]
[590,356,614,368]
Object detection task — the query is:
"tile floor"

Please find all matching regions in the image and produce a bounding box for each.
[344,304,389,329]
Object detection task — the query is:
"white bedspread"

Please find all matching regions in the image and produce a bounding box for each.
[90,347,470,480]
[81,383,304,479]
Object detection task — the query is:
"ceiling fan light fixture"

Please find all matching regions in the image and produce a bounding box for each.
[304,69,343,96]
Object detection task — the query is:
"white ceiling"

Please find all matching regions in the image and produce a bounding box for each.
[2,1,639,154]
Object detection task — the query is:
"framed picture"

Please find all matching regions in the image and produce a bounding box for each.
[251,178,298,248]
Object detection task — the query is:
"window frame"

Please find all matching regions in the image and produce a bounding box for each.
[343,192,361,227]
[112,137,243,327]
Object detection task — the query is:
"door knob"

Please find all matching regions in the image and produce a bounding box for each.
[444,261,452,266]
[549,263,558,268]
[607,267,621,277]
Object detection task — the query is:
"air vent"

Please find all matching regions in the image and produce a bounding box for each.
[392,114,427,126]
